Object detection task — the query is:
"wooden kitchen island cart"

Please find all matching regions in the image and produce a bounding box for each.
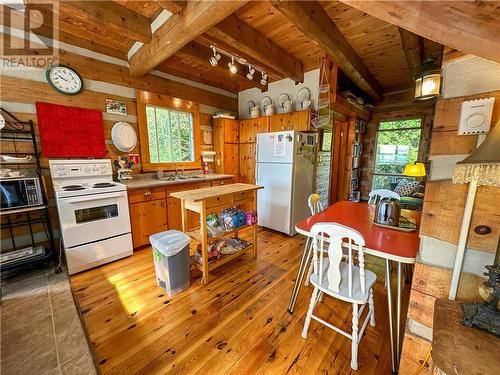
[171,183,263,283]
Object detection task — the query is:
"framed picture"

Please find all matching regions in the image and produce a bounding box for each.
[106,99,127,115]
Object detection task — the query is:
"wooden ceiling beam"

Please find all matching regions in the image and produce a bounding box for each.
[177,41,267,90]
[270,0,382,101]
[59,1,152,43]
[129,1,248,78]
[155,1,187,14]
[339,0,500,64]
[398,28,424,80]
[203,14,304,82]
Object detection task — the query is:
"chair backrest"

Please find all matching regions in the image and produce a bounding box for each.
[308,193,323,215]
[310,222,366,297]
[368,189,400,205]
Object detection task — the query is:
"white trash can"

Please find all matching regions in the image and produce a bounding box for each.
[150,230,190,296]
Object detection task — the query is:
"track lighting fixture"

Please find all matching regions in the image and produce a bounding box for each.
[246,65,255,80]
[209,45,267,83]
[209,47,221,67]
[260,72,268,86]
[228,57,238,74]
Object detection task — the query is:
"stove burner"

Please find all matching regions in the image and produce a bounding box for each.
[63,186,86,191]
[93,183,116,188]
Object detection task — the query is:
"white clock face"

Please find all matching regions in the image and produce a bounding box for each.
[48,66,83,95]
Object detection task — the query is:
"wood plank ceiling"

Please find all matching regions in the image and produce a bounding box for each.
[17,1,452,99]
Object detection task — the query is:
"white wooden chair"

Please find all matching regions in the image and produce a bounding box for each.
[302,222,376,371]
[304,194,324,287]
[368,189,400,205]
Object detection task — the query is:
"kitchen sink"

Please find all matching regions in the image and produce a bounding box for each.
[156,175,205,181]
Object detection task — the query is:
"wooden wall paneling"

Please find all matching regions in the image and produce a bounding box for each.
[430,91,500,156]
[412,263,482,302]
[129,1,249,77]
[420,180,500,252]
[407,288,436,329]
[400,333,430,372]
[56,49,237,111]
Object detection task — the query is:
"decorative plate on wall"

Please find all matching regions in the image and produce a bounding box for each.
[112,122,137,152]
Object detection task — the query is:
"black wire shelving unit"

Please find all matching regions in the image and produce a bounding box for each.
[0,108,57,272]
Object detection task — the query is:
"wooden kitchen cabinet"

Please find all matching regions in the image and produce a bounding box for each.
[239,143,256,184]
[239,117,269,143]
[213,118,239,178]
[269,110,310,132]
[130,199,168,248]
[167,197,199,231]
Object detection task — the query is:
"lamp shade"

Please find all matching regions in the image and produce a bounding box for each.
[452,122,500,186]
[414,57,441,100]
[403,162,427,177]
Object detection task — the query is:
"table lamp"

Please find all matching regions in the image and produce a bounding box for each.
[448,121,500,335]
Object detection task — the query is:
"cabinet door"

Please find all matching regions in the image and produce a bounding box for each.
[224,119,239,143]
[130,199,168,248]
[167,197,199,231]
[292,110,310,131]
[239,143,256,183]
[250,117,270,142]
[270,113,290,132]
[213,119,224,173]
[224,143,239,176]
[239,119,251,143]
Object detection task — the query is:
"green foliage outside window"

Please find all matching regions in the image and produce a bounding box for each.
[146,105,194,163]
[372,118,422,190]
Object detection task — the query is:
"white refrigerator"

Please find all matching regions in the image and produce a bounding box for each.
[256,131,316,236]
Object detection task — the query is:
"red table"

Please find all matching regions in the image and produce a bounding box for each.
[289,201,420,374]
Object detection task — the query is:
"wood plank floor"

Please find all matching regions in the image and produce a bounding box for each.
[71,228,407,374]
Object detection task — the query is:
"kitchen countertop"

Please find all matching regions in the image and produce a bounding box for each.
[121,173,234,190]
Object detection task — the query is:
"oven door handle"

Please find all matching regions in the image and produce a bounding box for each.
[65,192,125,204]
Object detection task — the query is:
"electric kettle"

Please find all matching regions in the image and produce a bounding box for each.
[374,198,401,226]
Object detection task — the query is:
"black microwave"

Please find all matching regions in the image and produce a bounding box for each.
[0,177,44,211]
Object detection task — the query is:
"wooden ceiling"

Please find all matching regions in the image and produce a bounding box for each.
[18,1,500,100]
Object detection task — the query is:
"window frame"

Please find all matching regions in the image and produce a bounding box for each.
[137,90,201,172]
[371,117,424,190]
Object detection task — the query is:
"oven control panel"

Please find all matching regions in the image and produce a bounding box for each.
[49,160,112,178]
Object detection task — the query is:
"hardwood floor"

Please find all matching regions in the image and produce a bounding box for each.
[71,228,404,374]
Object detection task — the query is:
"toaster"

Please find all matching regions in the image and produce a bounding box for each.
[374,198,401,226]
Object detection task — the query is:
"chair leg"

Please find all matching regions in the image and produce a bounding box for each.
[302,286,319,339]
[351,303,359,370]
[304,261,313,287]
[369,289,376,327]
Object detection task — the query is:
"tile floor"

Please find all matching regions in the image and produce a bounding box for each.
[1,265,98,375]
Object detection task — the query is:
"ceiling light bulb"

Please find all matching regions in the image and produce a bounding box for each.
[209,48,221,67]
[228,57,238,74]
[246,65,255,80]
[260,72,268,86]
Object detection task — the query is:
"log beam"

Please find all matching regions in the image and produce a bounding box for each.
[340,0,500,64]
[129,1,248,77]
[155,1,187,15]
[398,28,424,80]
[270,0,382,101]
[59,1,152,43]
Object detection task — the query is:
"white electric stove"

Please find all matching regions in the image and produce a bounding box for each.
[49,159,133,274]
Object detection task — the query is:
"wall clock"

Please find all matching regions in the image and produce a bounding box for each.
[46,65,84,95]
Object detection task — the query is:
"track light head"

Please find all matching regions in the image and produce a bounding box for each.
[228,57,238,74]
[246,65,255,80]
[209,47,221,67]
[260,72,268,86]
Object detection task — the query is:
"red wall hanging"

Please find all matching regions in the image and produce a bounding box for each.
[36,102,106,158]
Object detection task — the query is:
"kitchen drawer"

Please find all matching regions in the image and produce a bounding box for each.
[205,194,231,208]
[128,187,166,203]
[211,178,235,187]
[233,190,254,204]
[166,182,198,197]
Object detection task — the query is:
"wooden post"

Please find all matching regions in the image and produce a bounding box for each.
[180,199,187,232]
[199,201,209,284]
